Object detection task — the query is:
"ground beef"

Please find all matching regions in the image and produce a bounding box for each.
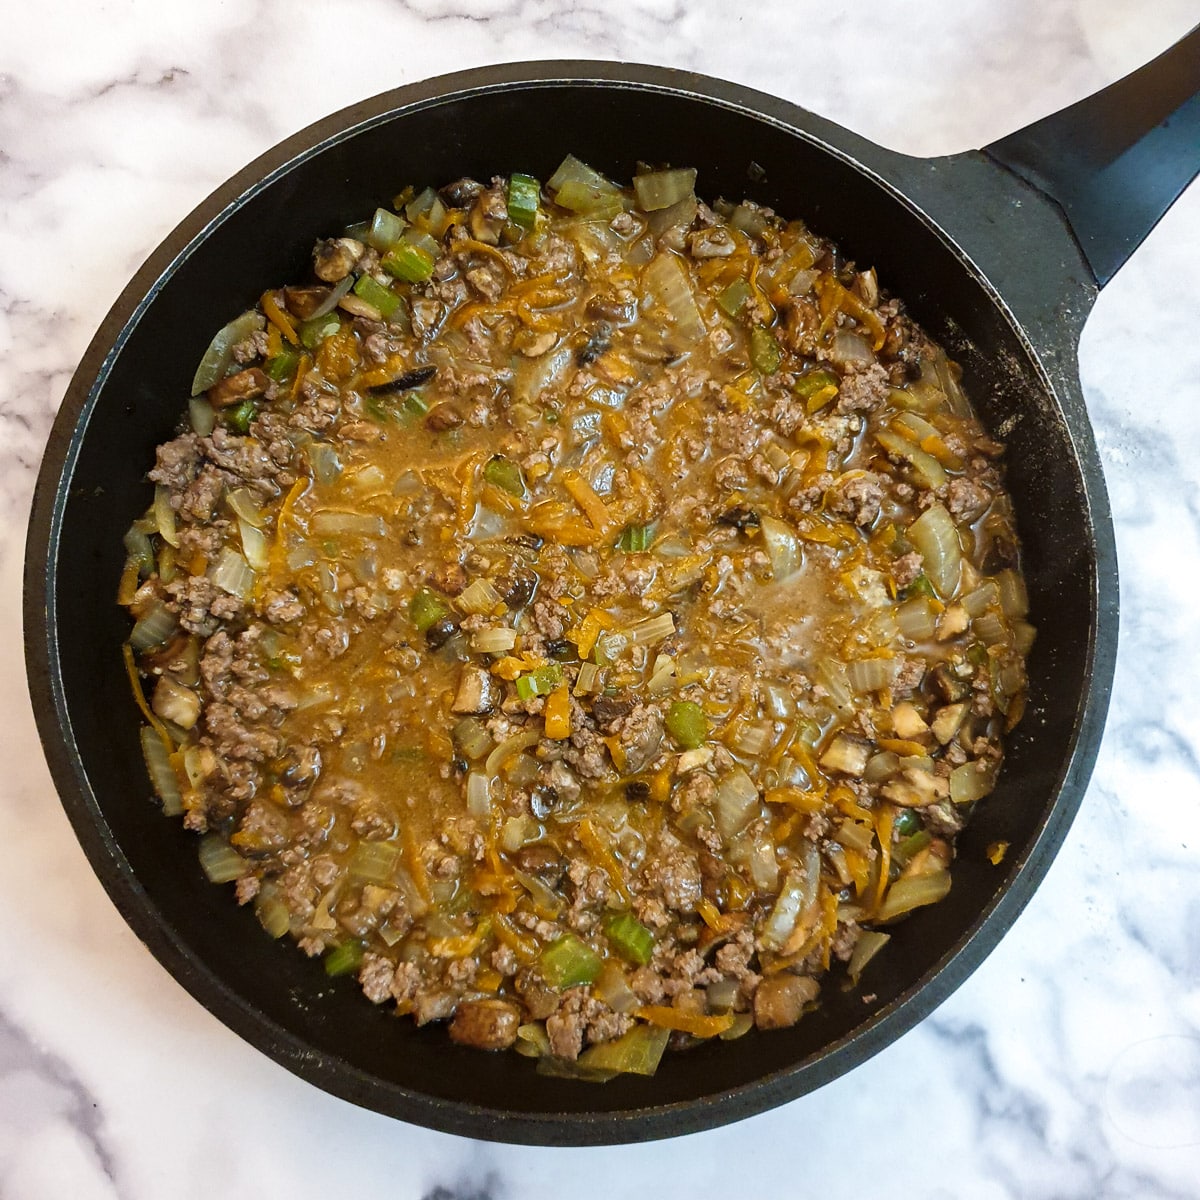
[827,471,885,527]
[836,362,890,413]
[892,551,925,588]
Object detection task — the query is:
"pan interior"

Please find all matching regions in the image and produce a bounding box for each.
[41,78,1097,1135]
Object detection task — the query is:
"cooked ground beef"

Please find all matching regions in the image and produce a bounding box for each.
[120,159,1032,1079]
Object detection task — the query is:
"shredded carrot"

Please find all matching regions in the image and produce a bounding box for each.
[122,643,174,754]
[402,824,432,904]
[261,290,298,345]
[877,737,929,757]
[649,768,672,804]
[575,818,631,904]
[455,451,485,532]
[986,840,1010,867]
[561,469,613,533]
[635,1007,735,1038]
[543,683,571,739]
[289,352,312,401]
[697,899,735,933]
[570,608,614,659]
[429,918,492,958]
[269,476,309,576]
[763,785,828,814]
[456,238,515,270]
[832,785,873,824]
[874,803,897,912]
[492,912,539,964]
[265,323,283,359]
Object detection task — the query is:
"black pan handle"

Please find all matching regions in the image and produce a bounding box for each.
[984,24,1200,287]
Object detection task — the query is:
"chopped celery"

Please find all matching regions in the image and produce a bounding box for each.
[197,835,247,884]
[264,349,300,382]
[666,700,708,749]
[540,933,601,988]
[382,242,435,283]
[348,840,401,884]
[617,524,652,552]
[352,274,401,318]
[750,325,782,375]
[324,940,364,977]
[717,278,752,317]
[902,574,937,601]
[409,588,449,632]
[793,367,839,399]
[299,313,340,350]
[483,454,526,497]
[507,173,541,230]
[515,662,563,701]
[602,911,655,965]
[226,399,257,434]
[576,1023,670,1076]
[892,808,922,838]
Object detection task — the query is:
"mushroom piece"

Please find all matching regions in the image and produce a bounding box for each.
[449,999,522,1050]
[312,237,365,283]
[451,665,500,715]
[207,367,272,409]
[151,675,200,730]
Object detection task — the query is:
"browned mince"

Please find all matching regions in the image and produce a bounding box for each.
[121,161,1033,1075]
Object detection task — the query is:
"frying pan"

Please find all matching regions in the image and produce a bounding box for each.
[24,30,1200,1144]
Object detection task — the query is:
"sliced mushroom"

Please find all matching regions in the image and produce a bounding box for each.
[208,367,272,409]
[313,237,364,283]
[449,999,522,1050]
[151,675,200,730]
[451,665,500,715]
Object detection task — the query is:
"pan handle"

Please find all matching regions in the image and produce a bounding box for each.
[984,24,1200,287]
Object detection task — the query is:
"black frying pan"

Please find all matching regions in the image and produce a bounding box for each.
[24,31,1200,1144]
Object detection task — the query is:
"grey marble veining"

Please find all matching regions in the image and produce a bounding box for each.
[3,0,1199,1196]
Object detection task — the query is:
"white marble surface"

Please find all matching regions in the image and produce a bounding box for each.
[3,0,1200,1195]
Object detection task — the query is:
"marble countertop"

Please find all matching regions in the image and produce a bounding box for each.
[4,0,1199,1195]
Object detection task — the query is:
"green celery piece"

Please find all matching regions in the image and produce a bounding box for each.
[507,173,542,231]
[226,399,257,434]
[540,934,601,989]
[793,367,839,399]
[483,455,526,497]
[892,808,922,838]
[403,391,429,416]
[666,700,707,749]
[324,940,364,977]
[717,278,752,317]
[382,242,435,283]
[618,525,652,552]
[903,574,937,601]
[409,588,449,632]
[750,325,783,375]
[353,273,401,318]
[531,662,563,695]
[515,675,537,703]
[602,911,655,966]
[264,350,300,383]
[300,314,340,351]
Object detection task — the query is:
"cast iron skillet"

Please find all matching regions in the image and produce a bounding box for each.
[25,31,1200,1144]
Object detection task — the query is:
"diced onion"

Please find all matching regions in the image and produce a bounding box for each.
[845,656,900,694]
[140,727,183,816]
[307,275,354,320]
[208,547,256,599]
[471,627,518,654]
[238,517,270,571]
[907,503,962,598]
[129,600,178,651]
[191,310,264,396]
[759,515,800,580]
[366,207,406,251]
[484,728,540,776]
[456,578,502,615]
[830,330,874,368]
[226,487,265,528]
[847,930,891,984]
[465,771,492,819]
[189,397,216,436]
[197,834,248,884]
[152,676,200,730]
[995,568,1029,618]
[973,610,1008,646]
[760,846,820,951]
[961,580,1000,618]
[876,868,951,921]
[153,486,179,548]
[625,612,675,645]
[255,891,291,939]
[745,837,780,892]
[573,662,602,695]
[714,767,759,838]
[633,168,697,212]
[876,428,947,489]
[896,595,938,641]
[763,683,795,719]
[310,511,387,538]
[950,759,998,805]
[452,717,493,760]
[306,442,343,486]
[643,252,705,342]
